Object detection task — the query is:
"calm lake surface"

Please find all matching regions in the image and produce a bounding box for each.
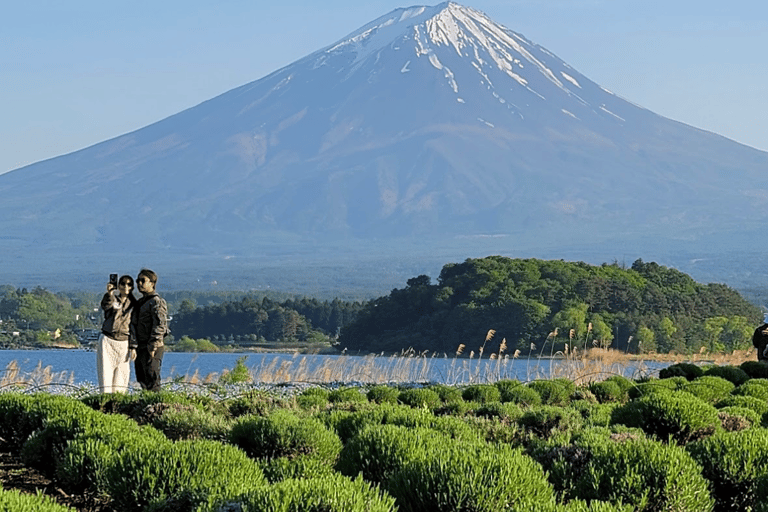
[0,349,670,389]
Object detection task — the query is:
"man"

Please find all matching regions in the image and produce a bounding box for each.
[752,315,768,363]
[131,268,168,391]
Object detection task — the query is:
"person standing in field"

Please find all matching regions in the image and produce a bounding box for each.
[752,316,768,362]
[131,268,168,391]
[97,275,136,393]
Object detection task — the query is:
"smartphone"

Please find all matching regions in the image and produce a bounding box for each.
[109,273,118,287]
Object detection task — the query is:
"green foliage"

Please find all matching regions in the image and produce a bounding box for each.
[104,439,266,511]
[338,257,761,354]
[680,375,736,404]
[397,388,441,409]
[687,428,768,512]
[226,390,290,417]
[0,488,76,511]
[659,362,704,380]
[573,437,714,512]
[461,384,501,404]
[218,356,252,385]
[328,387,368,404]
[171,336,220,352]
[626,377,683,399]
[715,395,768,417]
[502,383,543,406]
[204,473,396,512]
[474,401,523,421]
[740,361,768,379]
[336,424,440,483]
[611,391,721,443]
[366,385,400,404]
[384,440,554,512]
[528,379,573,406]
[518,405,584,437]
[588,380,623,404]
[570,401,616,427]
[704,365,750,386]
[229,410,342,465]
[151,405,231,441]
[717,406,762,428]
[425,383,463,403]
[732,379,768,401]
[259,455,337,484]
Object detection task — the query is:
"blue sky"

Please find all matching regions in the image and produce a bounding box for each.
[2,0,766,174]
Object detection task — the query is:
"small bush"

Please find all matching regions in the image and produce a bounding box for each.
[627,377,683,400]
[604,375,634,398]
[227,390,290,417]
[336,424,440,483]
[588,380,623,404]
[296,393,328,410]
[495,379,522,398]
[611,391,721,443]
[434,400,475,416]
[0,488,76,511]
[732,379,768,401]
[704,365,750,386]
[397,388,441,409]
[461,384,501,404]
[230,410,341,465]
[570,401,616,427]
[715,395,768,418]
[426,383,463,403]
[717,406,762,429]
[500,384,542,406]
[105,439,266,511]
[740,361,768,379]
[518,405,584,437]
[328,387,368,404]
[474,401,523,422]
[528,380,573,406]
[259,455,337,483]
[385,440,554,512]
[659,362,704,380]
[687,428,768,512]
[574,437,714,512]
[151,405,231,441]
[680,375,735,404]
[366,385,400,404]
[204,473,396,512]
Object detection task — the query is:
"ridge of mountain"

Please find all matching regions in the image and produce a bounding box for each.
[2,2,768,293]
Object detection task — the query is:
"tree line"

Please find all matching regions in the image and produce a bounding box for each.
[338,256,763,356]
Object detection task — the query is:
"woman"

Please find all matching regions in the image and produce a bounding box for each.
[97,275,136,393]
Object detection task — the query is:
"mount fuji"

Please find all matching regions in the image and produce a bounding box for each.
[2,2,768,292]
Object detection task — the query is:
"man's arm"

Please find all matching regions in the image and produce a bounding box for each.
[148,297,168,352]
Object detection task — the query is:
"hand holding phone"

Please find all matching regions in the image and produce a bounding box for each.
[109,273,118,290]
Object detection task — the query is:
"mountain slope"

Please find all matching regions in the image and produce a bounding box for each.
[2,2,768,289]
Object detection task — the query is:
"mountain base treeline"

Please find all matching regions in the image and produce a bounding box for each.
[338,256,763,356]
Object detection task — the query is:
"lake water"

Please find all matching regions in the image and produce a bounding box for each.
[0,348,670,390]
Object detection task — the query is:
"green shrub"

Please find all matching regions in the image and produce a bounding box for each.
[518,405,584,437]
[105,439,266,512]
[528,380,573,406]
[740,361,768,379]
[574,437,714,512]
[434,399,474,416]
[494,378,522,397]
[604,375,634,397]
[227,390,290,417]
[611,391,721,443]
[151,405,231,441]
[588,380,623,404]
[296,393,328,410]
[336,424,441,483]
[203,473,396,512]
[715,395,768,418]
[717,407,762,430]
[0,488,76,511]
[397,388,441,409]
[426,383,462,403]
[474,401,523,421]
[570,401,616,427]
[687,428,768,512]
[681,375,736,404]
[218,356,252,384]
[366,385,400,404]
[461,384,501,404]
[385,441,554,512]
[500,383,542,406]
[732,379,768,401]
[627,377,683,399]
[571,387,599,403]
[259,455,337,484]
[704,365,750,386]
[230,410,341,465]
[328,387,368,404]
[659,362,704,380]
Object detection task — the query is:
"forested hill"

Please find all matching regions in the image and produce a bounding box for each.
[338,257,763,356]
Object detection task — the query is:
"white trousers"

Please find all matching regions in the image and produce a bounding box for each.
[96,333,131,393]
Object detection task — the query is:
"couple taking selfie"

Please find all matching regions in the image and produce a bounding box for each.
[97,268,168,393]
